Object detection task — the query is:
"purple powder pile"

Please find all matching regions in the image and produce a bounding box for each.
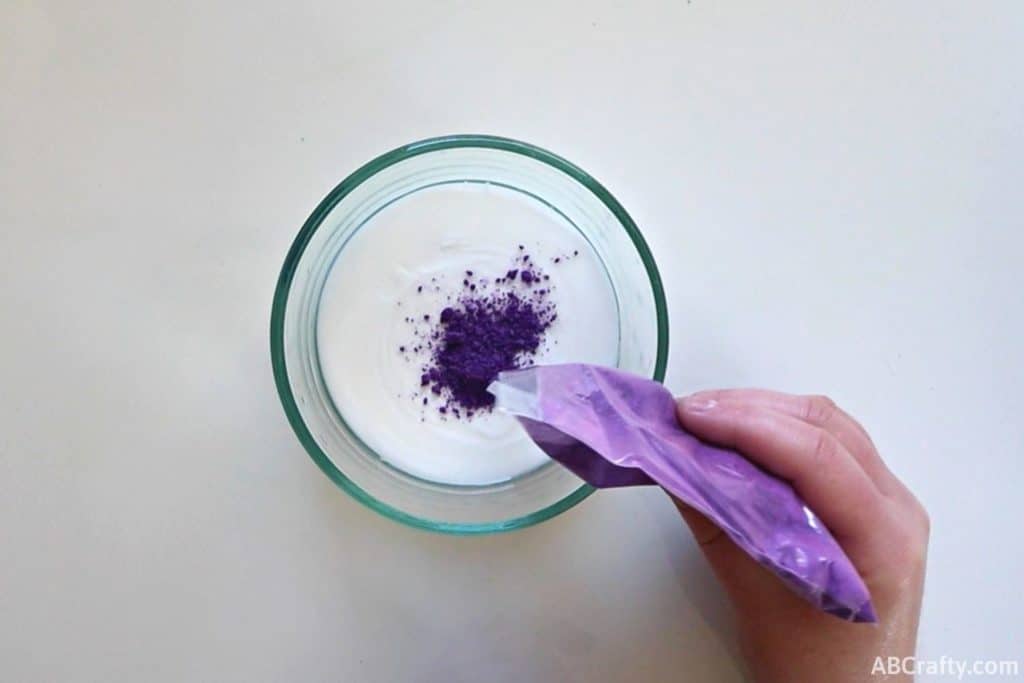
[423,291,555,415]
[400,249,577,419]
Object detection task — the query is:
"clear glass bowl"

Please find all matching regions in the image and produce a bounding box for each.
[271,135,668,534]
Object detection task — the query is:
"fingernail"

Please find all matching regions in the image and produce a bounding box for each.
[682,395,717,413]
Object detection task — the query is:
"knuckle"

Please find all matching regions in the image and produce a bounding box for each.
[903,524,930,567]
[811,428,840,468]
[896,490,931,537]
[913,500,931,539]
[803,394,838,425]
[892,499,931,566]
[893,532,929,576]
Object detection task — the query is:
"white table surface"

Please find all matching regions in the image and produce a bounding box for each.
[2,2,1022,681]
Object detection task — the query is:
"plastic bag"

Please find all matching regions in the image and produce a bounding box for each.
[489,363,876,623]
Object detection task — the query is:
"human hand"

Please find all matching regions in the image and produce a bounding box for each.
[675,390,929,683]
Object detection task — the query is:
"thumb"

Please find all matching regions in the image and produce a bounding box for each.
[669,496,767,590]
[670,493,815,616]
[672,495,726,547]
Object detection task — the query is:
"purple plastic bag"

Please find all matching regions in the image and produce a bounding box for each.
[489,363,876,623]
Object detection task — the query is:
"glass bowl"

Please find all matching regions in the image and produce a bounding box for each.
[271,135,668,534]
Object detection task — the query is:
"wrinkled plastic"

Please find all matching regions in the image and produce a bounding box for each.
[489,363,876,623]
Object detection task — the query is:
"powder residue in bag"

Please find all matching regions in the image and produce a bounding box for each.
[489,363,876,623]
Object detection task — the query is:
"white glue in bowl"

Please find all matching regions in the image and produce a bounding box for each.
[271,135,668,533]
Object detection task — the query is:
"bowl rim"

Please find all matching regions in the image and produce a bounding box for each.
[270,134,669,534]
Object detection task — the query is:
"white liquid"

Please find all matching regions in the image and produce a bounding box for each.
[317,183,619,486]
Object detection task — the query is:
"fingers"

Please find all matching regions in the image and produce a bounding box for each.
[677,398,886,544]
[683,389,901,495]
[670,496,805,611]
[673,497,726,547]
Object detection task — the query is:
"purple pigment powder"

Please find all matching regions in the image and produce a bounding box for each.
[421,291,554,415]
[400,249,577,419]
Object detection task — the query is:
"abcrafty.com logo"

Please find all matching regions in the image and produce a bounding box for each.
[873,656,1020,679]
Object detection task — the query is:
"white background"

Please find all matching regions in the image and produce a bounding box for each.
[2,2,1022,681]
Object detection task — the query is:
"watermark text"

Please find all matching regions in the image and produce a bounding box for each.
[873,656,1019,679]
